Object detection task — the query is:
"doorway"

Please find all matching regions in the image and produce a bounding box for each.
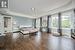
[4,16,12,33]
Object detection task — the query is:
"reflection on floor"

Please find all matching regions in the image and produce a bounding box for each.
[0,32,75,50]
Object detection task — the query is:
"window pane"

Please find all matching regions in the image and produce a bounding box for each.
[51,14,58,33]
[42,16,47,32]
[61,12,71,28]
[61,10,73,37]
[36,18,40,30]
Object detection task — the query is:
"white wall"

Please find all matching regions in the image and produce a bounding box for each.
[12,16,33,32]
[13,16,33,27]
[0,15,34,34]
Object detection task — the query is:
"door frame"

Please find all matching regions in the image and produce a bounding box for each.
[3,15,13,33]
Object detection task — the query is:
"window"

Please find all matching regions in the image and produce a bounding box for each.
[36,18,40,30]
[42,16,47,32]
[42,16,47,27]
[61,14,71,28]
[51,14,58,33]
[61,10,73,37]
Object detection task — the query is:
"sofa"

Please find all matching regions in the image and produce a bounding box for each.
[19,27,38,35]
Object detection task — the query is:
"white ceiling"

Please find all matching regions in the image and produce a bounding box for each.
[8,0,71,18]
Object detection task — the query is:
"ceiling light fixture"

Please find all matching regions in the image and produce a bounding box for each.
[31,8,36,17]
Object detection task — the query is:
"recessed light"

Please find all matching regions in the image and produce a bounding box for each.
[31,8,35,10]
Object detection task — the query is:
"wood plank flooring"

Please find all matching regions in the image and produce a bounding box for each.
[0,32,75,50]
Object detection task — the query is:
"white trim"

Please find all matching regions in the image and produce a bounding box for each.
[3,15,13,33]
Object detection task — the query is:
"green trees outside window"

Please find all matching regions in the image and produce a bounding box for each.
[61,16,71,28]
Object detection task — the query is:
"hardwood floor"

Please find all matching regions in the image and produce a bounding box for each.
[0,32,75,50]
